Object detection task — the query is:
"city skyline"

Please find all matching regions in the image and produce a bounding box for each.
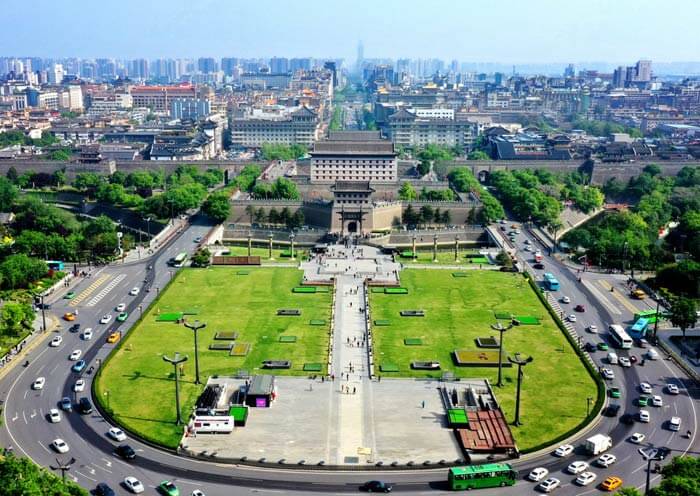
[3,0,700,63]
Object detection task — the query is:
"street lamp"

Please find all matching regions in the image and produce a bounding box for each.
[508,352,534,426]
[433,234,438,262]
[289,232,296,259]
[622,241,628,274]
[162,352,188,425]
[642,450,665,495]
[454,235,459,262]
[268,232,274,260]
[104,389,110,410]
[586,396,594,416]
[50,457,76,483]
[183,319,206,385]
[491,322,514,387]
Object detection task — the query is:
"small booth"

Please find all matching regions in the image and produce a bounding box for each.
[245,375,276,408]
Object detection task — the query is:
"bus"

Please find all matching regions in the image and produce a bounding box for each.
[448,464,517,491]
[46,260,65,271]
[608,324,633,349]
[634,309,659,324]
[543,272,560,291]
[630,318,649,338]
[171,252,188,268]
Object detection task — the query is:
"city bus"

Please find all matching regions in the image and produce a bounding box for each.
[634,309,659,324]
[543,272,560,291]
[608,324,633,349]
[448,463,517,490]
[630,318,649,338]
[171,252,188,268]
[46,260,65,271]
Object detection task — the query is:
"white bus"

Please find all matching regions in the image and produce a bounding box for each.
[608,324,633,349]
[190,415,234,434]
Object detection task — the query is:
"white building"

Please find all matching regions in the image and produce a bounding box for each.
[230,106,319,147]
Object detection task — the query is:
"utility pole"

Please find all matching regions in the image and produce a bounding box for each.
[50,457,76,483]
[163,352,188,425]
[183,320,206,385]
[652,298,661,345]
[508,352,533,426]
[491,322,514,387]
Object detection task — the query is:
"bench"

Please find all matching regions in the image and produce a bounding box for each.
[277,309,301,316]
[411,361,441,370]
[400,310,425,317]
[262,360,291,369]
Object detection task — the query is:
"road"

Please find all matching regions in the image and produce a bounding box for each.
[0,218,697,496]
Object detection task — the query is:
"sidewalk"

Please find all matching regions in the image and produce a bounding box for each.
[0,314,58,381]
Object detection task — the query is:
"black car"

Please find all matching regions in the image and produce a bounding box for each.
[585,342,596,352]
[78,397,93,414]
[620,413,635,424]
[69,324,81,333]
[115,444,136,460]
[604,404,621,417]
[361,481,393,493]
[533,263,545,269]
[94,482,116,496]
[655,447,671,460]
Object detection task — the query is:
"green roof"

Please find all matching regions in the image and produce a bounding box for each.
[449,463,514,475]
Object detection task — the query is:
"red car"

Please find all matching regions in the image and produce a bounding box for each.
[574,304,586,312]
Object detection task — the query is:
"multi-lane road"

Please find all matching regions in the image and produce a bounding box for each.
[0,219,697,496]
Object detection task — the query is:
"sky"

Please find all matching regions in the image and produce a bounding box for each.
[2,0,699,63]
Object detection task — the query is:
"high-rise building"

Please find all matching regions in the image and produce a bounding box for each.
[612,66,625,88]
[356,40,364,73]
[564,64,575,78]
[323,61,337,87]
[49,63,64,84]
[270,57,289,74]
[635,59,652,82]
[197,57,218,74]
[221,57,238,76]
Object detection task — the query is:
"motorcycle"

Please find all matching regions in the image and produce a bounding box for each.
[23,360,29,367]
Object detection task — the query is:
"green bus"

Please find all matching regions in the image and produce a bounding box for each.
[448,463,517,490]
[634,309,659,324]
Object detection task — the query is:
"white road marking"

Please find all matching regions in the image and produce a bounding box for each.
[75,470,97,482]
[100,458,112,467]
[631,462,647,474]
[85,274,127,307]
[11,412,18,422]
[37,440,51,454]
[23,390,28,400]
[22,411,27,424]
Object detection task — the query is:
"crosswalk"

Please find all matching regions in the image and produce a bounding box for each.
[86,274,127,307]
[69,274,110,306]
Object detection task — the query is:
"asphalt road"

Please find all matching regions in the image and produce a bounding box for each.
[0,219,697,496]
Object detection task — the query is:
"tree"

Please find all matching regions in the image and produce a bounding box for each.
[290,209,305,229]
[616,488,642,496]
[6,166,19,185]
[403,204,419,226]
[0,301,34,336]
[419,205,434,226]
[649,455,700,496]
[0,176,18,211]
[271,177,300,199]
[441,210,451,224]
[467,150,491,160]
[202,193,231,224]
[0,453,88,495]
[190,248,211,267]
[73,172,103,193]
[0,254,48,289]
[668,297,698,341]
[398,182,417,201]
[254,207,266,225]
[433,207,442,224]
[49,149,71,161]
[268,207,279,225]
[496,250,513,267]
[416,161,431,176]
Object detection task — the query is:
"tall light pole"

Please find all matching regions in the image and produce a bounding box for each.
[491,322,513,387]
[163,352,188,425]
[289,232,296,259]
[622,241,628,274]
[454,235,459,262]
[508,352,533,426]
[586,396,593,416]
[412,233,417,260]
[643,451,664,495]
[433,234,438,262]
[50,457,76,483]
[247,232,252,257]
[183,319,206,385]
[268,232,274,259]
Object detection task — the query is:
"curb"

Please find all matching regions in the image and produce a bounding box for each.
[0,315,59,382]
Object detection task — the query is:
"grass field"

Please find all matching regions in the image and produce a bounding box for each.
[399,249,491,265]
[95,267,331,448]
[221,245,310,262]
[370,269,597,451]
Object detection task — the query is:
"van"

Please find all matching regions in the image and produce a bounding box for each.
[669,416,681,431]
[646,348,660,360]
[607,352,619,365]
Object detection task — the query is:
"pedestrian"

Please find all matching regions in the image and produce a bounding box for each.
[421,400,425,409]
[331,373,335,381]
[321,375,325,383]
[309,383,313,391]
[353,386,356,394]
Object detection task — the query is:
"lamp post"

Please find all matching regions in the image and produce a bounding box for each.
[491,322,514,387]
[104,389,110,410]
[50,457,76,483]
[622,241,628,274]
[247,232,252,257]
[508,352,533,426]
[412,233,417,260]
[289,232,296,259]
[433,234,438,262]
[183,319,206,385]
[652,298,661,345]
[268,232,274,259]
[454,235,459,262]
[586,396,593,416]
[643,451,665,495]
[163,352,188,425]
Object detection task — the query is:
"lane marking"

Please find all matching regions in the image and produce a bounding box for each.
[75,470,97,482]
[37,440,52,454]
[598,279,640,315]
[581,280,621,315]
[86,274,127,307]
[69,274,111,306]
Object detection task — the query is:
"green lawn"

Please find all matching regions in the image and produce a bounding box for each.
[399,249,490,265]
[221,245,310,262]
[95,267,331,448]
[370,270,597,451]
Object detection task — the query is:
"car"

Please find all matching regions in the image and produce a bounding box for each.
[630,432,646,444]
[619,357,631,367]
[567,314,577,322]
[64,291,76,300]
[567,461,589,474]
[534,262,545,269]
[638,395,650,406]
[194,236,203,243]
[524,245,533,252]
[60,397,72,412]
[601,368,615,380]
[640,382,653,394]
[51,438,69,453]
[553,444,574,457]
[601,476,623,491]
[100,314,112,324]
[73,379,86,392]
[360,480,392,493]
[82,328,93,340]
[620,413,635,425]
[652,395,663,407]
[124,476,145,494]
[669,416,681,431]
[191,491,206,496]
[115,444,136,460]
[609,387,621,398]
[575,471,597,486]
[158,480,180,496]
[629,355,638,364]
[107,331,120,344]
[667,384,680,395]
[585,342,597,352]
[129,287,140,296]
[32,377,46,390]
[48,408,61,423]
[69,349,82,361]
[78,397,93,414]
[50,335,63,347]
[655,447,671,460]
[514,229,521,234]
[108,427,127,442]
[639,338,649,348]
[538,477,561,493]
[524,238,531,244]
[647,348,660,360]
[69,323,81,333]
[639,410,651,423]
[574,304,585,312]
[94,483,116,496]
[587,324,598,333]
[597,342,609,351]
[63,312,76,321]
[604,404,621,417]
[116,303,126,312]
[72,359,86,373]
[561,296,571,304]
[117,312,128,322]
[597,453,617,467]
[528,467,549,482]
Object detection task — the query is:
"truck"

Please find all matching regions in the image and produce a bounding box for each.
[585,434,613,455]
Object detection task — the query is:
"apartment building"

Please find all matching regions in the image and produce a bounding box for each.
[230,106,318,147]
[387,108,478,149]
[130,84,197,113]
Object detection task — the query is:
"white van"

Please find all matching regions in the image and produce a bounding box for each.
[607,352,619,365]
[646,348,660,360]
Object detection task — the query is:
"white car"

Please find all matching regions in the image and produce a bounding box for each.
[646,348,660,360]
[539,477,561,493]
[601,368,615,380]
[640,382,653,394]
[553,444,574,457]
[567,461,589,474]
[51,438,69,453]
[567,314,577,322]
[100,314,112,324]
[116,303,126,312]
[639,410,651,423]
[129,287,140,296]
[192,491,206,496]
[596,453,617,467]
[73,379,86,392]
[48,408,61,423]
[667,384,680,395]
[194,236,203,243]
[619,357,631,367]
[123,476,144,493]
[68,349,82,361]
[108,427,127,441]
[630,432,646,444]
[561,296,571,304]
[524,245,532,252]
[528,467,549,482]
[652,395,663,407]
[587,324,598,333]
[82,328,93,340]
[32,377,46,390]
[50,335,63,347]
[575,471,597,486]
[669,416,681,432]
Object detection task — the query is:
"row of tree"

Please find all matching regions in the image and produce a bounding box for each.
[243,205,305,229]
[616,455,699,496]
[403,204,452,227]
[397,182,455,201]
[448,168,505,223]
[260,143,308,161]
[251,177,301,200]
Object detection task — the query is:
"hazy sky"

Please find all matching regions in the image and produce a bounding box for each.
[3,0,698,62]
